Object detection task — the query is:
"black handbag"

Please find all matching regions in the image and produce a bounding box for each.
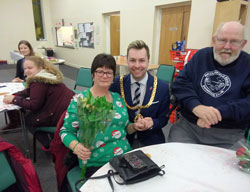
[109,150,165,184]
[76,150,165,192]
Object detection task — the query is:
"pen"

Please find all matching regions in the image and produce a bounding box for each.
[0,85,6,88]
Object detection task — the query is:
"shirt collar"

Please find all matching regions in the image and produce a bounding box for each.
[130,72,148,86]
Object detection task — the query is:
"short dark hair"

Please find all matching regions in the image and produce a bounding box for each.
[18,40,35,56]
[127,40,150,59]
[91,53,116,76]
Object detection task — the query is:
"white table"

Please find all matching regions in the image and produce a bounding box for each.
[0,83,24,112]
[48,58,65,65]
[0,83,30,157]
[80,143,250,192]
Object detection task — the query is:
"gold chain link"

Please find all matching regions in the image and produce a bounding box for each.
[119,75,157,110]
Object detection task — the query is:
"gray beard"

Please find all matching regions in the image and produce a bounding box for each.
[213,48,240,66]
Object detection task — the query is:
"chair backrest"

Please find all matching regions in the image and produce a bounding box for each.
[0,151,16,191]
[157,64,176,120]
[49,111,70,191]
[74,67,93,89]
[156,64,175,84]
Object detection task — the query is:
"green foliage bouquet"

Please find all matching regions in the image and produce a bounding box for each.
[77,91,113,179]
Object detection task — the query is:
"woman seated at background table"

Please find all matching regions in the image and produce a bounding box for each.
[1,40,35,131]
[3,56,74,149]
[60,53,132,181]
[13,40,35,82]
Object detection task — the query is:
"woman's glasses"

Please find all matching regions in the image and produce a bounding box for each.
[95,70,113,78]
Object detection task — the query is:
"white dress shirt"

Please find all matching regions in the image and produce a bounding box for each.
[130,73,148,106]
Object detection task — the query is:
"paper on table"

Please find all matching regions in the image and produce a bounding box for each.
[0,83,25,112]
[10,51,24,61]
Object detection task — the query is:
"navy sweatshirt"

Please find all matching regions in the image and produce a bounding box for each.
[172,47,250,129]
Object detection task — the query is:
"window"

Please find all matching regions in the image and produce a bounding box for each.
[32,0,45,40]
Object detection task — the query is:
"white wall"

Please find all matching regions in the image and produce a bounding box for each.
[1,0,249,67]
[48,0,250,68]
[0,0,54,64]
[187,0,217,49]
[48,0,192,67]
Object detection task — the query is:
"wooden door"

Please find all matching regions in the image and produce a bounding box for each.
[211,0,248,46]
[110,15,120,56]
[158,5,191,65]
[212,0,249,35]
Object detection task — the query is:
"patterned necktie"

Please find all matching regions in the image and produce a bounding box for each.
[133,82,141,106]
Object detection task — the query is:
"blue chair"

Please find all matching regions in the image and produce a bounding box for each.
[156,64,175,84]
[74,68,93,90]
[156,64,176,119]
[67,166,82,192]
[0,151,16,191]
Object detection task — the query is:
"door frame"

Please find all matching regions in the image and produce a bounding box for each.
[153,2,191,65]
[103,12,120,54]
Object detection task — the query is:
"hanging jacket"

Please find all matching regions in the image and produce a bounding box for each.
[0,137,42,192]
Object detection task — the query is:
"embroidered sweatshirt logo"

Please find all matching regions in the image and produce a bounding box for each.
[200,70,231,98]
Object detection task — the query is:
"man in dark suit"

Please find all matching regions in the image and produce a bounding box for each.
[110,40,170,147]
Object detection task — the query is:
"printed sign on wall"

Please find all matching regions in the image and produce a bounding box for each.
[78,22,94,48]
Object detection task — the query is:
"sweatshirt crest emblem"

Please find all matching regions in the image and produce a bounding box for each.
[200,70,231,98]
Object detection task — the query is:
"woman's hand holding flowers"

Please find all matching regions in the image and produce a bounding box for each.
[70,140,92,161]
[74,143,92,161]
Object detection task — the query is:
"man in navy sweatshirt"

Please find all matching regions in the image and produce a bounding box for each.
[168,21,250,149]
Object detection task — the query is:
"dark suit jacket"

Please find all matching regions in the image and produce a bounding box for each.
[16,58,26,80]
[110,72,170,146]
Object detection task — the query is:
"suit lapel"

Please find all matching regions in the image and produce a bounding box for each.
[123,74,135,107]
[142,73,154,105]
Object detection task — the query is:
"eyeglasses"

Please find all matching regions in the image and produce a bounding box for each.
[95,70,113,78]
[216,37,243,47]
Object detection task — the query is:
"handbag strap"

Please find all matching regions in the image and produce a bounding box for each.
[76,165,166,192]
[75,170,118,192]
[159,165,165,176]
[112,164,166,186]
